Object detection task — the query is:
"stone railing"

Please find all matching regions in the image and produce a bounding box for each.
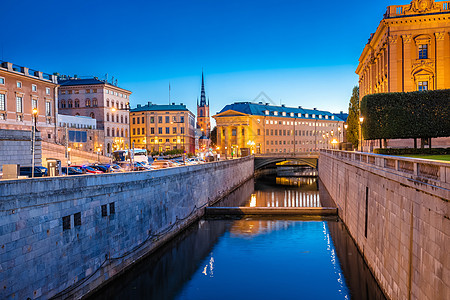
[321,149,450,189]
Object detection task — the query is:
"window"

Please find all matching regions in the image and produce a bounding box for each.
[151,127,155,134]
[106,100,110,107]
[107,128,110,136]
[93,89,97,93]
[121,115,124,123]
[0,94,4,110]
[418,81,428,91]
[150,117,155,123]
[85,99,91,107]
[173,127,177,134]
[0,77,4,85]
[74,99,80,108]
[257,129,261,135]
[133,128,136,135]
[158,116,163,123]
[396,7,402,14]
[74,212,81,226]
[90,112,95,119]
[158,127,162,134]
[75,90,79,94]
[180,127,185,134]
[86,89,90,94]
[180,116,184,123]
[125,116,128,124]
[242,128,245,136]
[68,90,72,94]
[16,96,23,113]
[274,111,278,116]
[132,117,135,124]
[101,205,108,217]
[17,81,22,88]
[232,129,237,136]
[265,110,269,115]
[137,117,140,124]
[63,215,71,230]
[165,127,170,134]
[92,98,98,107]
[46,102,51,116]
[165,116,170,123]
[444,3,448,10]
[137,128,140,135]
[32,99,38,109]
[32,84,37,92]
[142,128,145,135]
[419,44,428,59]
[60,100,66,108]
[282,112,286,116]
[109,202,115,215]
[305,114,309,118]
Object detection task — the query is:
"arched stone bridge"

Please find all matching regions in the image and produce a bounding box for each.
[254,153,320,170]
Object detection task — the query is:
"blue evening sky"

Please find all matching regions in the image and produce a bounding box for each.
[2,0,396,125]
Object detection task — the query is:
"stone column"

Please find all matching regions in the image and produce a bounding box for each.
[388,35,399,92]
[402,34,413,92]
[435,32,447,89]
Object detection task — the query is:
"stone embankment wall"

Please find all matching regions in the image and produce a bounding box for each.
[319,150,449,300]
[0,156,254,299]
[0,129,41,171]
[41,141,110,166]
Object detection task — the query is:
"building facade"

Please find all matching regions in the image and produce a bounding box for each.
[130,102,196,154]
[213,102,345,156]
[0,61,58,142]
[57,77,132,154]
[197,72,211,139]
[356,0,450,98]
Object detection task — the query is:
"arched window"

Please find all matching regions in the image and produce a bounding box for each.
[112,128,115,137]
[107,143,111,154]
[74,99,80,108]
[199,109,204,117]
[90,112,95,119]
[68,99,73,108]
[85,99,91,107]
[107,128,110,136]
[121,129,124,137]
[117,128,120,137]
[106,99,110,107]
[92,98,98,107]
[125,116,128,124]
[60,100,66,108]
[121,115,124,123]
[106,113,110,122]
[116,102,119,109]
[121,103,124,109]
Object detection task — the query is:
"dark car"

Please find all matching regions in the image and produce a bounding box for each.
[90,165,110,173]
[62,167,84,176]
[19,166,48,178]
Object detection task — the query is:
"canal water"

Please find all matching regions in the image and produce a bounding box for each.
[90,176,386,300]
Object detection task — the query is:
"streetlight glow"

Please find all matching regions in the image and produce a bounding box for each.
[359,116,364,123]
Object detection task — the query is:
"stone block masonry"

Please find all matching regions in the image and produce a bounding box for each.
[0,129,42,172]
[0,156,254,299]
[319,150,449,300]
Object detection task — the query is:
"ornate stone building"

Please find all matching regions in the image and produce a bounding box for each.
[356,0,450,98]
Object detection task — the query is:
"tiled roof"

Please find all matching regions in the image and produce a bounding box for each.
[216,102,345,122]
[58,78,131,92]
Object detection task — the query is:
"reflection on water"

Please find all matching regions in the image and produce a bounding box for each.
[91,177,386,300]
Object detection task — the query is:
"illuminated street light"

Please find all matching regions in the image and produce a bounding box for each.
[359,116,364,152]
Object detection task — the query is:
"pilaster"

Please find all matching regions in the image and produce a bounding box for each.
[388,35,399,92]
[435,32,447,89]
[402,34,413,92]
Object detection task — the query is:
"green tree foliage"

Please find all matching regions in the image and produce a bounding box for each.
[347,86,360,148]
[210,126,217,147]
[360,89,450,140]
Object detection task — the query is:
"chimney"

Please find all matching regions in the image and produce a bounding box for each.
[281,104,285,107]
[313,108,317,110]
[172,102,175,105]
[147,101,152,106]
[266,103,270,105]
[298,106,302,108]
[137,104,141,108]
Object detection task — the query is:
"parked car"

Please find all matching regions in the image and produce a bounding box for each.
[110,164,126,172]
[19,166,48,178]
[151,160,175,169]
[61,167,84,176]
[90,164,111,173]
[71,165,103,174]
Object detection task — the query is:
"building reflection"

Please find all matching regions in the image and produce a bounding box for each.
[229,219,294,238]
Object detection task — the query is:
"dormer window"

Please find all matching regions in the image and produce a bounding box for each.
[325,115,329,119]
[265,110,269,115]
[312,114,315,118]
[282,112,286,116]
[274,111,278,116]
[331,116,335,120]
[419,44,428,59]
[290,112,294,117]
[298,113,302,118]
[305,114,309,118]
[319,115,323,119]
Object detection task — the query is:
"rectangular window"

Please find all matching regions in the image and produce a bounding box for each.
[180,116,185,123]
[418,81,428,91]
[74,212,81,226]
[165,127,170,134]
[133,128,136,135]
[142,128,145,135]
[419,44,428,59]
[0,77,4,85]
[16,96,23,113]
[63,215,71,230]
[110,202,115,215]
[86,89,90,93]
[173,127,177,134]
[151,127,155,134]
[257,129,261,135]
[0,94,5,111]
[132,118,136,124]
[137,128,140,135]
[158,127,163,134]
[32,84,37,92]
[46,102,51,116]
[444,3,448,10]
[46,87,50,95]
[142,117,145,123]
[150,116,155,123]
[165,116,170,123]
[266,129,269,135]
[158,116,163,123]
[17,81,22,88]
[93,89,97,93]
[172,116,177,122]
[271,129,273,136]
[137,117,140,124]
[396,7,402,14]
[101,204,108,217]
[68,90,72,94]
[32,99,38,109]
[180,127,185,134]
[232,129,237,136]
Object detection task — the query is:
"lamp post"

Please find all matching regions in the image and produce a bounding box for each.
[67,147,71,167]
[359,116,364,152]
[31,108,38,178]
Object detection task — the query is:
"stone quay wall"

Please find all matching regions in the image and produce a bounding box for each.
[319,150,449,300]
[0,129,42,172]
[0,156,254,299]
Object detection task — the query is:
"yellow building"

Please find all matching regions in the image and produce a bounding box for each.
[130,102,195,154]
[356,0,450,98]
[213,102,345,157]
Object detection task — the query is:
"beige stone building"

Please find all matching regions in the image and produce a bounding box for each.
[357,0,450,97]
[58,77,132,154]
[130,102,196,154]
[213,102,345,157]
[356,0,450,149]
[0,61,58,142]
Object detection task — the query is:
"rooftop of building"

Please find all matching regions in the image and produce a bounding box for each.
[0,60,58,84]
[215,102,345,122]
[131,102,191,113]
[333,112,349,122]
[58,76,131,93]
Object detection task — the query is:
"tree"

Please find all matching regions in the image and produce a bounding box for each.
[347,86,360,148]
[210,126,217,148]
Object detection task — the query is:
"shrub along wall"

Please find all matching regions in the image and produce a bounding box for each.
[360,89,450,140]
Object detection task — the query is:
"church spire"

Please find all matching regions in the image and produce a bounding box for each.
[200,70,207,107]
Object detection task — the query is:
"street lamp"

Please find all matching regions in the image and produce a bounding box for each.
[359,116,364,152]
[31,108,38,178]
[97,147,101,162]
[67,147,71,166]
